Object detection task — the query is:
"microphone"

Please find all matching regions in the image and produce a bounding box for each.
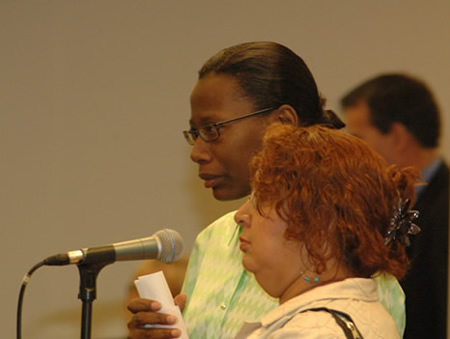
[43,228,184,266]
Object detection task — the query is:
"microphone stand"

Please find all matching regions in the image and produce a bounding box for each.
[77,263,106,339]
[77,252,113,339]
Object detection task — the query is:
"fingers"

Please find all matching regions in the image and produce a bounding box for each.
[127,327,181,339]
[127,315,181,339]
[127,298,162,313]
[127,298,182,339]
[128,310,177,328]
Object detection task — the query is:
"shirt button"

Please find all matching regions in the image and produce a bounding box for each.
[220,303,227,310]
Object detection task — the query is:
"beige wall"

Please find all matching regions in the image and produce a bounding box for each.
[1,1,449,338]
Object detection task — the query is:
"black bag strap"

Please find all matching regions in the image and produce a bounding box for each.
[300,307,364,339]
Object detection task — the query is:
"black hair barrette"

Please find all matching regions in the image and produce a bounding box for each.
[384,198,420,247]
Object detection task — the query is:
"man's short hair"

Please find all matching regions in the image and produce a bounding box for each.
[341,73,441,148]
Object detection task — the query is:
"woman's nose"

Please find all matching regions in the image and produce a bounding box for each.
[234,199,251,227]
[190,138,213,164]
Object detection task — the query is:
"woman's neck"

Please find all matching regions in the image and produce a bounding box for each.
[279,263,354,304]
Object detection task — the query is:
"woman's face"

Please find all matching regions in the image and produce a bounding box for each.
[234,198,305,301]
[189,73,275,201]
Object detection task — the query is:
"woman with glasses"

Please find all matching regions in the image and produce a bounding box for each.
[234,123,419,339]
[127,41,406,338]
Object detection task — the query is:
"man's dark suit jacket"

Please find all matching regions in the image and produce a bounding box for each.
[402,160,449,339]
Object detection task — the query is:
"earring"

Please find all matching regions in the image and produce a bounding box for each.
[304,275,320,283]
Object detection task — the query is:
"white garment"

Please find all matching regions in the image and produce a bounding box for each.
[235,278,399,339]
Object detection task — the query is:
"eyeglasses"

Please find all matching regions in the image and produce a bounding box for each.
[183,107,274,145]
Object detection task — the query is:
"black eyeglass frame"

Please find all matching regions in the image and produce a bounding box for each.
[183,107,274,145]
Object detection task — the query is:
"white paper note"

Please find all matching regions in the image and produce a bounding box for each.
[134,271,188,338]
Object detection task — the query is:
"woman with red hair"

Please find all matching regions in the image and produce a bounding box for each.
[235,123,421,338]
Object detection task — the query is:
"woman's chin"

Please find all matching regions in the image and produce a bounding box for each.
[212,186,248,201]
[242,256,256,273]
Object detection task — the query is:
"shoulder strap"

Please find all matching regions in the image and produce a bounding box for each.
[301,307,364,339]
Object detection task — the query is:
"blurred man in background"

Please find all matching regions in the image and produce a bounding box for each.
[341,73,449,339]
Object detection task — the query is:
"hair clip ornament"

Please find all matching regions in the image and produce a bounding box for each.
[384,198,420,247]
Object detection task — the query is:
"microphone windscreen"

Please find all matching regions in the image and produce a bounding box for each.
[155,229,184,263]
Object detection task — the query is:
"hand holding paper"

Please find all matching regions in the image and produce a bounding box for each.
[134,271,188,338]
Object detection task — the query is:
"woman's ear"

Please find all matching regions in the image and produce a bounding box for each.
[276,104,299,126]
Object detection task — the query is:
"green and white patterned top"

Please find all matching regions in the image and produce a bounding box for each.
[181,211,405,338]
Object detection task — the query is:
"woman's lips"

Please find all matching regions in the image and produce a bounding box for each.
[239,237,250,251]
[199,173,222,188]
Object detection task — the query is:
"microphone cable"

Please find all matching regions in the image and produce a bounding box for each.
[16,260,45,339]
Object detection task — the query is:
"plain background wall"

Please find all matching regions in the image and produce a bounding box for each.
[1,1,449,338]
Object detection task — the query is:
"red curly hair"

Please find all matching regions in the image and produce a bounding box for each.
[250,123,421,279]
